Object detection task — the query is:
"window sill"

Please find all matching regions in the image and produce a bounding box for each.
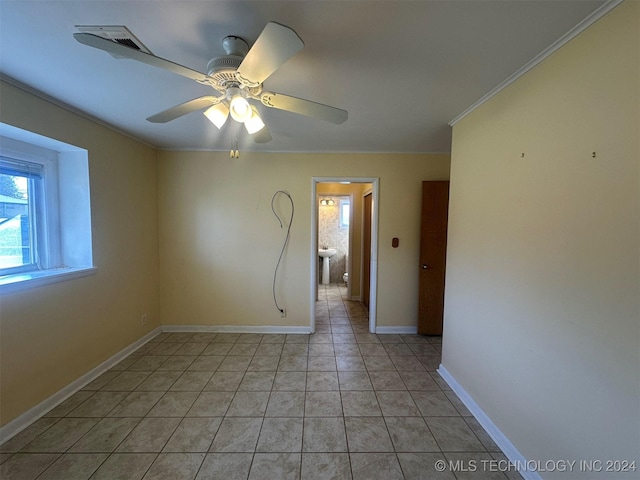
[0,267,97,294]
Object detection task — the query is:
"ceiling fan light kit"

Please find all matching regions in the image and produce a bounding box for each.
[228,88,253,123]
[73,22,348,144]
[245,106,266,134]
[203,103,229,129]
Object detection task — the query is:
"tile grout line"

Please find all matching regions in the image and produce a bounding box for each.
[2,286,514,480]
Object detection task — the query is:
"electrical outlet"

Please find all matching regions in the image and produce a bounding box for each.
[141,313,148,326]
[281,309,287,318]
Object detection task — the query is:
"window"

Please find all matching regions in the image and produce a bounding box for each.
[339,199,350,229]
[0,157,45,274]
[0,123,94,292]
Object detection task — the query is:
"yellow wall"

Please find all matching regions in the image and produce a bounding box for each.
[157,151,450,329]
[444,1,639,473]
[0,79,449,428]
[0,81,160,426]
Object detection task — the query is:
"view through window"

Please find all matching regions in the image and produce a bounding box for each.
[0,159,43,274]
[340,198,350,229]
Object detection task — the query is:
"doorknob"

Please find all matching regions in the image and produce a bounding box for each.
[421,264,430,270]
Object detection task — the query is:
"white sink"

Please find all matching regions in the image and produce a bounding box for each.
[318,248,337,284]
[318,248,337,258]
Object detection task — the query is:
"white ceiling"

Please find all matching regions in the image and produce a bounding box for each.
[0,0,605,153]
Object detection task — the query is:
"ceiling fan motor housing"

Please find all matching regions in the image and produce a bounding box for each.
[205,35,251,92]
[206,55,243,91]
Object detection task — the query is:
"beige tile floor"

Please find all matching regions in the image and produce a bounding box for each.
[0,284,522,479]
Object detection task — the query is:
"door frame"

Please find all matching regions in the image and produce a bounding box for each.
[311,177,380,333]
[361,187,373,311]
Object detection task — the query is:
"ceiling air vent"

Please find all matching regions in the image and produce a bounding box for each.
[75,25,152,56]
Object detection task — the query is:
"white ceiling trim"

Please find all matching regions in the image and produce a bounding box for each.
[448,0,624,127]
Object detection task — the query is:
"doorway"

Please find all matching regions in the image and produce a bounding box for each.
[311,178,379,333]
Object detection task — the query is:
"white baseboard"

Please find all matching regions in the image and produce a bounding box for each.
[375,326,418,334]
[0,327,162,444]
[0,324,312,444]
[437,365,543,480]
[160,325,312,334]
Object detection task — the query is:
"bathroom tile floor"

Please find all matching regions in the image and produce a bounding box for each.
[1,284,522,479]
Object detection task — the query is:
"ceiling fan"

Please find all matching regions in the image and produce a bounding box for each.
[73,22,348,143]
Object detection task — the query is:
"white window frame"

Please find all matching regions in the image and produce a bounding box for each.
[1,157,44,274]
[0,146,60,273]
[339,198,350,229]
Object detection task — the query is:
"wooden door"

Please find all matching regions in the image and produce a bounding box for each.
[362,192,372,309]
[418,181,449,335]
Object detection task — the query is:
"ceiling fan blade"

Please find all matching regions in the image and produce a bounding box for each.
[147,96,222,123]
[261,92,348,124]
[73,33,210,84]
[236,22,304,87]
[251,124,272,144]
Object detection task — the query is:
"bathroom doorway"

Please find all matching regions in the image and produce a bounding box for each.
[311,177,379,333]
[317,192,352,293]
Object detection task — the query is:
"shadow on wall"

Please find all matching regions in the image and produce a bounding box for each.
[319,195,349,283]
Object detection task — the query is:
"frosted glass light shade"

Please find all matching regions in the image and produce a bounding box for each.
[203,103,229,129]
[229,95,252,122]
[244,106,265,134]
